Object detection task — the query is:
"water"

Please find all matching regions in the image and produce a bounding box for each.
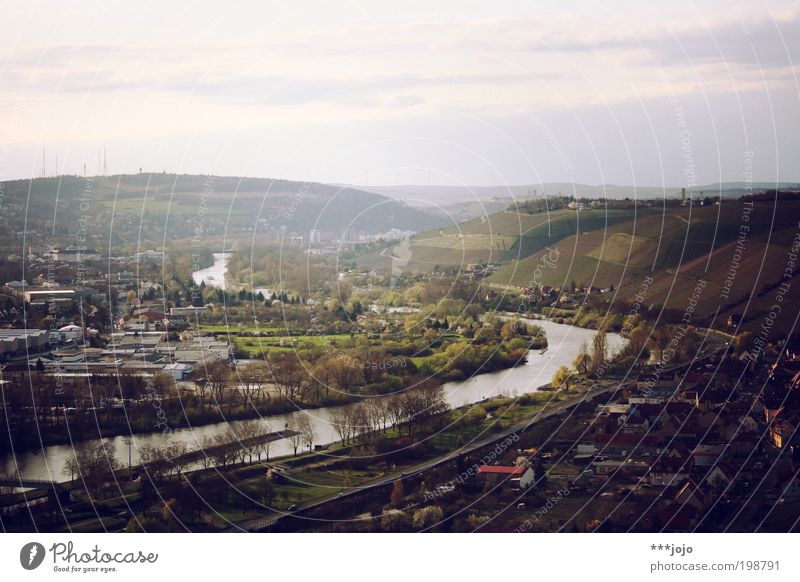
[1,319,623,481]
[192,252,231,290]
[192,252,270,298]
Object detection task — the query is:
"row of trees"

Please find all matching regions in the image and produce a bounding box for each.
[329,381,449,444]
[62,423,285,499]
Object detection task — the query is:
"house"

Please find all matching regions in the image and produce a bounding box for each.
[691,444,724,467]
[164,362,194,381]
[673,479,712,512]
[770,419,796,449]
[477,465,535,489]
[132,309,166,322]
[592,432,664,456]
[648,456,693,486]
[592,459,648,477]
[705,463,736,490]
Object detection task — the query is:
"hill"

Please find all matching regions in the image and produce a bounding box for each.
[0,174,447,251]
[358,181,789,207]
[488,198,800,335]
[367,206,648,274]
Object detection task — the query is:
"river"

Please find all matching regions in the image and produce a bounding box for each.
[192,252,232,290]
[192,252,270,297]
[1,317,623,482]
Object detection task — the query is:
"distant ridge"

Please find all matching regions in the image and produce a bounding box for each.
[355,182,800,207]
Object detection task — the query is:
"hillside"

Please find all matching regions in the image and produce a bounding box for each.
[367,207,649,274]
[0,174,447,251]
[488,198,800,334]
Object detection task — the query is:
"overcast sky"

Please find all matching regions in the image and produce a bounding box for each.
[1,0,799,188]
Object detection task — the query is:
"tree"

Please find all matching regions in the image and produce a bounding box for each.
[201,360,231,405]
[250,423,272,461]
[380,509,411,532]
[139,441,188,480]
[412,505,444,530]
[236,361,271,405]
[573,341,592,374]
[269,352,312,402]
[500,321,519,342]
[734,331,754,355]
[649,327,671,362]
[286,418,304,456]
[328,356,363,393]
[296,414,316,451]
[624,324,650,360]
[330,406,353,444]
[396,381,448,434]
[390,479,405,507]
[553,365,574,391]
[63,455,80,482]
[70,441,122,500]
[591,329,608,373]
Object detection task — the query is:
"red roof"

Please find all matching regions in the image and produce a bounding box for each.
[477,465,526,476]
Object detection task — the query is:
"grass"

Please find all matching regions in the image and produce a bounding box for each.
[233,334,356,356]
[201,324,285,333]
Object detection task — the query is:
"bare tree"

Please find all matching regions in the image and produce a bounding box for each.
[296,414,316,451]
[236,361,271,405]
[349,402,370,442]
[249,422,273,461]
[202,360,231,405]
[397,381,448,434]
[211,433,237,469]
[285,418,304,456]
[365,399,388,434]
[328,356,363,393]
[269,353,311,402]
[71,441,122,500]
[63,455,80,482]
[330,407,352,444]
[140,441,188,480]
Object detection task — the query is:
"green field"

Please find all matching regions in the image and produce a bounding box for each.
[232,334,355,355]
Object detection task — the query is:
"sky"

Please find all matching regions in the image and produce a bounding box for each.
[1,0,799,188]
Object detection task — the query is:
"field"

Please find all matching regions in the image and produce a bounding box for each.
[379,208,650,274]
[231,334,355,356]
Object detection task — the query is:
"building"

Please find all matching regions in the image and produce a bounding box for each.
[164,362,194,380]
[48,247,101,263]
[23,288,75,305]
[770,419,795,449]
[52,324,84,343]
[0,328,50,359]
[476,465,535,489]
[132,249,165,262]
[648,456,693,486]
